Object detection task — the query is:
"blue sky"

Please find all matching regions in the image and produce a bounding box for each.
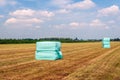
[0,0,120,39]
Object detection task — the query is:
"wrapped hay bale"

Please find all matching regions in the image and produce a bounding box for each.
[102,38,110,48]
[35,41,62,60]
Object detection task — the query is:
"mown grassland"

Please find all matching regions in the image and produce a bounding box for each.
[0,42,120,80]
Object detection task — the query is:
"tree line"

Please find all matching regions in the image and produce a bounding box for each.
[0,37,120,44]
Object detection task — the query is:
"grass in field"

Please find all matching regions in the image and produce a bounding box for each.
[0,42,120,80]
[64,44,120,80]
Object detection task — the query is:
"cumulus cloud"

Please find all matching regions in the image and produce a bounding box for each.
[51,0,72,7]
[10,9,35,17]
[67,0,96,10]
[5,18,43,24]
[0,15,4,18]
[98,5,120,16]
[69,22,88,27]
[0,0,17,6]
[54,22,87,29]
[52,0,95,10]
[56,9,70,14]
[5,17,43,26]
[69,22,79,27]
[38,11,54,17]
[54,20,110,29]
[89,19,108,29]
[5,18,16,24]
[5,9,54,26]
[9,9,54,18]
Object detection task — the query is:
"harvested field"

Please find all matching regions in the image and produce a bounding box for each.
[0,42,120,80]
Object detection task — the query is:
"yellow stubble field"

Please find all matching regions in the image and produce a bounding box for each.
[0,42,120,80]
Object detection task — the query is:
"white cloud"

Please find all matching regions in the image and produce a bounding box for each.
[51,0,72,7]
[89,19,108,28]
[10,9,54,18]
[10,9,35,17]
[8,1,17,6]
[0,0,17,6]
[5,18,17,24]
[56,9,70,14]
[5,9,55,26]
[54,20,111,29]
[0,15,4,18]
[69,22,79,27]
[70,22,88,27]
[67,0,96,10]
[98,5,120,16]
[5,18,43,25]
[55,20,109,29]
[51,0,95,10]
[54,22,87,29]
[38,11,54,17]
[54,19,109,29]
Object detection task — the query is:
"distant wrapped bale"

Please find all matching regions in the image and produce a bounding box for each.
[103,38,110,42]
[35,41,63,60]
[102,38,110,48]
[102,41,110,45]
[103,44,110,48]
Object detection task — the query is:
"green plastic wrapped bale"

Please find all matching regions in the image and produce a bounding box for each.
[102,38,110,42]
[103,44,110,48]
[36,41,60,51]
[35,51,62,60]
[35,41,62,60]
[102,38,110,48]
[102,41,110,45]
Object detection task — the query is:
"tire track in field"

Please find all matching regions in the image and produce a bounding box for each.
[0,44,98,71]
[21,45,117,80]
[85,46,120,80]
[0,56,34,67]
[0,43,103,80]
[0,46,90,67]
[0,48,35,55]
[63,45,120,80]
[30,45,119,80]
[0,43,100,69]
[0,43,115,74]
[0,51,34,59]
[63,46,99,55]
[0,42,119,80]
